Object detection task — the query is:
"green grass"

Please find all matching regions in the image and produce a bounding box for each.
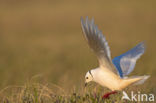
[0,80,134,103]
[0,0,156,102]
[0,78,154,103]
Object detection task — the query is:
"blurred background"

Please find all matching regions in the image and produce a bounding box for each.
[0,0,155,91]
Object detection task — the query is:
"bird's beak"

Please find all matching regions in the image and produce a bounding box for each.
[85,83,87,87]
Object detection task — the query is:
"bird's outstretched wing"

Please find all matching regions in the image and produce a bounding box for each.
[81,17,117,74]
[112,42,145,78]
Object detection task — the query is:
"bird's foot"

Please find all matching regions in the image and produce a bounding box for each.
[93,92,97,98]
[102,91,117,99]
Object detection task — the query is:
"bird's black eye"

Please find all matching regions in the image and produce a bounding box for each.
[86,77,88,79]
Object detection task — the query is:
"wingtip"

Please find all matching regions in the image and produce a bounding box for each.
[80,16,84,24]
[80,16,83,21]
[138,41,145,47]
[144,75,150,79]
[141,41,146,50]
[86,16,89,20]
[137,41,146,52]
[80,16,95,25]
[90,17,94,25]
[80,16,90,26]
[132,75,150,85]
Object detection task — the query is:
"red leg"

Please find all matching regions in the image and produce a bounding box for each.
[102,91,117,99]
[94,92,96,98]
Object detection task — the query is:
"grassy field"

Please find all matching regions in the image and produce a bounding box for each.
[0,0,156,102]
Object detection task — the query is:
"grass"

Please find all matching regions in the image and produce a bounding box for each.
[0,77,154,103]
[0,80,128,103]
[0,0,155,102]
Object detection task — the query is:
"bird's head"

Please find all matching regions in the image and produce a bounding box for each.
[85,70,94,87]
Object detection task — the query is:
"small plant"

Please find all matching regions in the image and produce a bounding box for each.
[0,81,152,103]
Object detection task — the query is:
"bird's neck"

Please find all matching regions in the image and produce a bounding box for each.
[90,67,100,81]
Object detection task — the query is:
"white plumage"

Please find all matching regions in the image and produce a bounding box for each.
[81,17,150,91]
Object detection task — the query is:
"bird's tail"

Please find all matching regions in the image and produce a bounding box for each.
[131,75,150,85]
[119,75,150,90]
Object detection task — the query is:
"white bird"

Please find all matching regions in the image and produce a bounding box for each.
[81,17,150,96]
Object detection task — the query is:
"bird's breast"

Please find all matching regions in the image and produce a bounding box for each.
[93,68,121,90]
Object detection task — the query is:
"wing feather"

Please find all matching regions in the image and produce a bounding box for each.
[113,42,145,77]
[81,17,117,74]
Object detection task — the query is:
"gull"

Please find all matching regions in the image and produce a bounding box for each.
[81,17,150,98]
